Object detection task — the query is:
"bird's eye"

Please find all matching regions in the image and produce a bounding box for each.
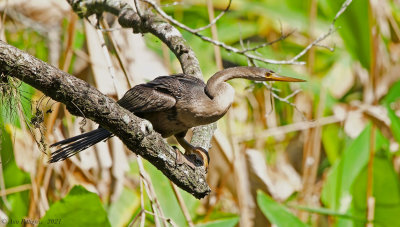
[265,72,271,77]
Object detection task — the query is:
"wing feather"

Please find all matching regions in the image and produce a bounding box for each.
[117,76,181,113]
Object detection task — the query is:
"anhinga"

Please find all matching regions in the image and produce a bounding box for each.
[50,66,304,168]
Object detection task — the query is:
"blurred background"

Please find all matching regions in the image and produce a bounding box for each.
[1,0,400,226]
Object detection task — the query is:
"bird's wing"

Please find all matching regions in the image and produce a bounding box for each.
[117,75,183,113]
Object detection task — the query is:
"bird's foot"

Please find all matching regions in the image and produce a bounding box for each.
[173,146,209,172]
[187,147,209,171]
[173,146,195,169]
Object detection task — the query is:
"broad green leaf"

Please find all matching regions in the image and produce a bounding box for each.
[322,124,342,164]
[257,190,308,227]
[195,216,239,227]
[321,124,392,226]
[0,124,30,220]
[380,80,400,144]
[242,1,329,32]
[381,80,400,106]
[321,124,371,211]
[289,204,365,222]
[387,107,400,144]
[107,187,140,227]
[39,186,111,227]
[319,0,371,69]
[349,157,400,227]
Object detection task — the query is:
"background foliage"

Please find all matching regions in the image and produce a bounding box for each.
[1,0,400,226]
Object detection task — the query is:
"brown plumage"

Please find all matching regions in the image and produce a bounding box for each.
[50,66,304,168]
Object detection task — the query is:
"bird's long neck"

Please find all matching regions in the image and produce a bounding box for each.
[205,66,262,98]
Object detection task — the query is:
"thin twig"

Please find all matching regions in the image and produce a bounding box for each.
[129,209,144,227]
[271,89,305,118]
[161,2,182,8]
[193,0,232,33]
[289,0,353,63]
[238,115,343,141]
[139,176,146,227]
[95,27,124,98]
[144,210,178,227]
[238,30,295,54]
[170,182,194,227]
[100,19,132,88]
[137,157,167,227]
[142,0,353,65]
[134,0,143,18]
[141,0,301,65]
[0,184,32,196]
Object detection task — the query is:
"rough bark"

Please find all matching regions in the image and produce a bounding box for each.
[0,41,210,199]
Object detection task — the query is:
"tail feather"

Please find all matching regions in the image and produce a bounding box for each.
[50,128,112,163]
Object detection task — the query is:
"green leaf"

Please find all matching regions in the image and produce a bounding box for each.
[289,204,365,222]
[257,190,308,227]
[39,186,111,227]
[322,124,342,164]
[195,217,239,227]
[144,160,196,227]
[381,80,400,106]
[319,0,371,69]
[321,124,394,226]
[321,124,371,211]
[387,107,400,144]
[349,157,400,227]
[0,124,30,219]
[107,187,140,227]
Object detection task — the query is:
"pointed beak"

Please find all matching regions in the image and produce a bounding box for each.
[266,72,306,82]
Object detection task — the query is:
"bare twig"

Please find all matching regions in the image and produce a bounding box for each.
[128,209,144,227]
[137,157,166,227]
[194,0,232,33]
[290,0,353,63]
[270,89,305,119]
[170,182,195,227]
[238,115,343,141]
[142,0,353,65]
[134,0,143,18]
[141,0,300,65]
[0,184,32,197]
[144,210,178,227]
[100,19,132,88]
[237,30,295,54]
[95,26,124,98]
[139,174,146,227]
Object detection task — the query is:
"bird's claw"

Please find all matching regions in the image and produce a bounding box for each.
[190,147,209,171]
[172,146,209,172]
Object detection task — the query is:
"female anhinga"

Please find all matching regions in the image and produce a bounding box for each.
[50,66,304,168]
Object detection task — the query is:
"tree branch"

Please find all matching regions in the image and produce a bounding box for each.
[0,40,210,199]
[67,0,202,78]
[67,0,217,178]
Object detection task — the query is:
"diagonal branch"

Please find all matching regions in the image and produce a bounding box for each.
[0,41,210,199]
